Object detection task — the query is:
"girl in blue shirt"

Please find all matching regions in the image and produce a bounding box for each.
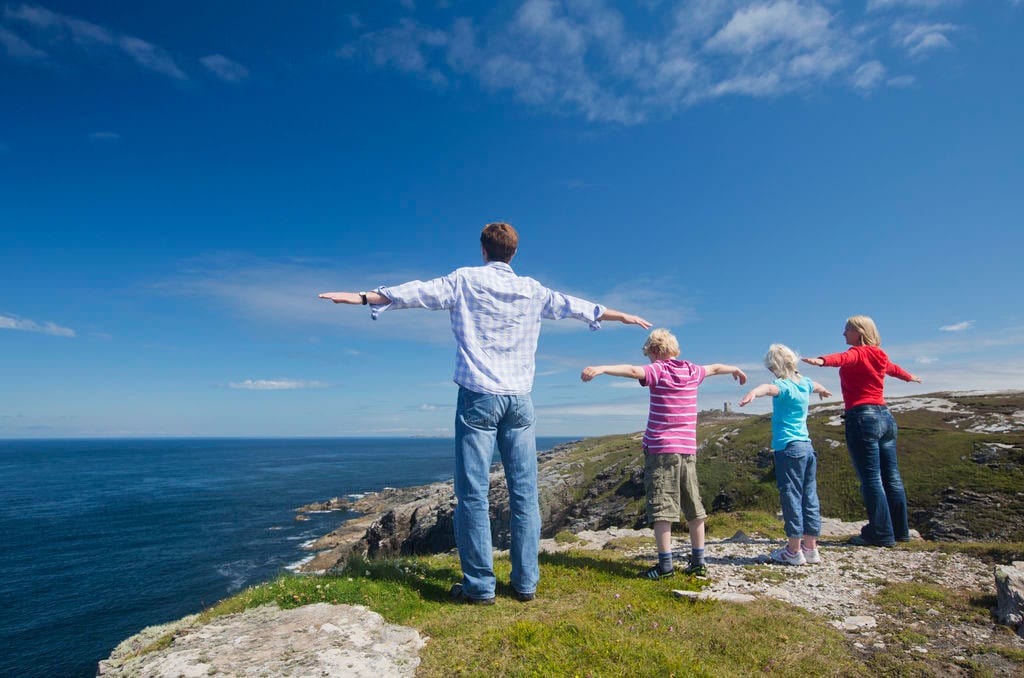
[740,344,832,565]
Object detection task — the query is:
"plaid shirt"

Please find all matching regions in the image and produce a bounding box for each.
[372,261,605,395]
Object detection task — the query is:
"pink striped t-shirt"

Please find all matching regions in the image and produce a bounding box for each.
[640,359,706,455]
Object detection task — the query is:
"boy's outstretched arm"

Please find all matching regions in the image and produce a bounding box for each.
[811,381,833,400]
[581,365,645,382]
[703,363,748,385]
[739,383,779,407]
[597,308,653,329]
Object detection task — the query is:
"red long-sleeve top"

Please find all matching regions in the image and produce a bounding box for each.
[819,345,915,410]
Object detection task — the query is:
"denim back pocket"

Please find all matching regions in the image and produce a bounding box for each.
[508,395,535,429]
[459,390,498,429]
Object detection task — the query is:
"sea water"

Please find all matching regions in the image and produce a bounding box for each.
[0,437,573,677]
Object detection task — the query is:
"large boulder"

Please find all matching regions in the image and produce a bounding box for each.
[994,561,1024,638]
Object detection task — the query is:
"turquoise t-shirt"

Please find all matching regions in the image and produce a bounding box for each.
[771,376,813,451]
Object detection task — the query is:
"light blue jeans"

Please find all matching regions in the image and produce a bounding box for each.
[454,387,539,599]
[774,440,821,538]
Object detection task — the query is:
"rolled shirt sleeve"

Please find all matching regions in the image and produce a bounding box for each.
[540,289,606,331]
[370,275,457,320]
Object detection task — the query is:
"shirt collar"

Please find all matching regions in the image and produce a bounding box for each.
[485,261,514,273]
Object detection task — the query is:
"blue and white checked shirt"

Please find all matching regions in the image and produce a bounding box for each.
[372,262,606,395]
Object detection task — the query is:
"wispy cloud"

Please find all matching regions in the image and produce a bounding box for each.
[158,253,690,346]
[228,379,328,390]
[0,24,46,59]
[867,0,961,11]
[894,22,958,58]
[940,320,974,332]
[851,60,886,92]
[0,313,76,337]
[3,3,186,79]
[338,0,982,124]
[200,54,249,82]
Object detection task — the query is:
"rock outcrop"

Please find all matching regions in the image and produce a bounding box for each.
[298,440,651,573]
[995,561,1024,638]
[97,603,425,677]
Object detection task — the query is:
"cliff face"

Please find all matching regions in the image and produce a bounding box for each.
[296,435,660,573]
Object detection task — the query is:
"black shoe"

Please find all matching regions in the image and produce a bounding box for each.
[449,583,496,605]
[848,535,895,548]
[513,589,535,602]
[641,565,675,580]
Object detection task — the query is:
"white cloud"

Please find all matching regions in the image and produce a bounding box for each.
[337,1,894,123]
[89,131,122,142]
[200,54,249,82]
[3,3,186,79]
[228,379,328,390]
[704,1,832,55]
[0,313,76,337]
[940,320,974,332]
[917,356,939,364]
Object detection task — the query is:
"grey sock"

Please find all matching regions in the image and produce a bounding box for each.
[658,551,673,572]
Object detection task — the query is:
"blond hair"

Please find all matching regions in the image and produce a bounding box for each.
[846,315,881,346]
[642,328,680,359]
[764,343,799,380]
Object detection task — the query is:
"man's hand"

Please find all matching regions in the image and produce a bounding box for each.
[622,314,652,329]
[319,292,361,304]
[580,366,603,382]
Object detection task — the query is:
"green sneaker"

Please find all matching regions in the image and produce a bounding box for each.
[641,565,675,580]
[682,561,708,577]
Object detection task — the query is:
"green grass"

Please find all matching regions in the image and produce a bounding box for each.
[158,549,865,677]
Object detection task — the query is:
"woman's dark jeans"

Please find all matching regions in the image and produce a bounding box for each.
[844,405,909,545]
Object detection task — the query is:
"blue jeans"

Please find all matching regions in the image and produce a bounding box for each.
[844,405,908,545]
[454,387,539,599]
[774,441,821,538]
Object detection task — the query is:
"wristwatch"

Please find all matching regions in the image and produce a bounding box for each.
[358,292,368,305]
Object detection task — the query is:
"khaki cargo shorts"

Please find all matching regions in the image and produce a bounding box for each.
[644,450,706,524]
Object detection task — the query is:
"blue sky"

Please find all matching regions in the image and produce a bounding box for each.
[1,0,1022,438]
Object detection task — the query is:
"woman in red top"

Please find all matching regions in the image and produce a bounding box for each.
[803,315,922,546]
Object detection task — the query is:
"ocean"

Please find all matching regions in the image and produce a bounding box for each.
[0,436,574,678]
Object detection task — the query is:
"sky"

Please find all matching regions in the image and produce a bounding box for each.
[1,0,1022,438]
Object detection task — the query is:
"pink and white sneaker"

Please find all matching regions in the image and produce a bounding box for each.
[770,546,806,566]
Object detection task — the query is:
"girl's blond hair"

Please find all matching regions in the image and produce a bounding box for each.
[846,315,881,346]
[764,343,800,380]
[642,328,680,359]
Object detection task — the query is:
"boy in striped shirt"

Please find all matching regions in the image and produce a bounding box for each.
[581,329,746,578]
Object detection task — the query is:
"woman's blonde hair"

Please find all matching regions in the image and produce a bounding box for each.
[846,315,881,346]
[642,328,680,359]
[764,343,799,380]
